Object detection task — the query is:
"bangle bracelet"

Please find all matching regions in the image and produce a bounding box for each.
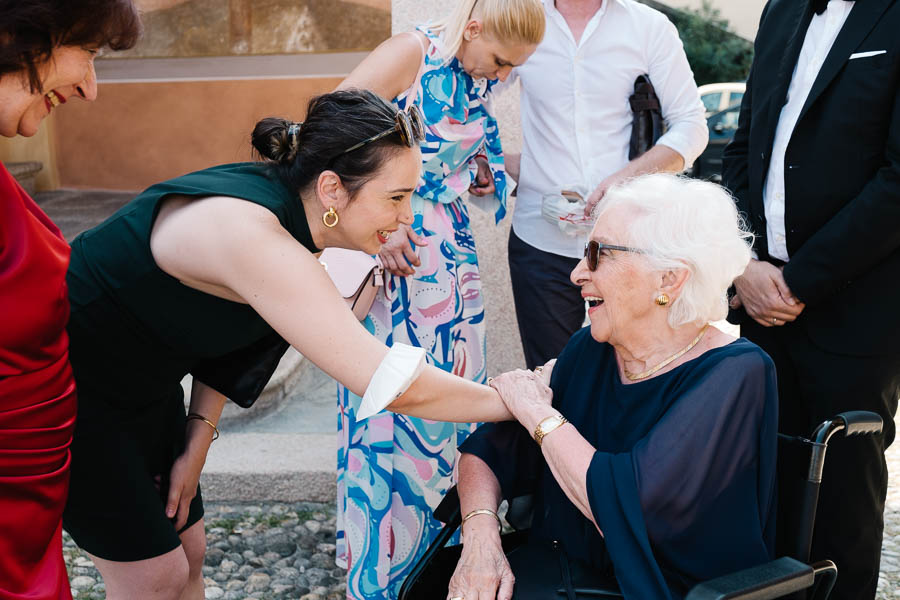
[186,413,219,441]
[461,508,501,536]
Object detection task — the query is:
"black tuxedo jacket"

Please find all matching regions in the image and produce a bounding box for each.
[723,0,900,356]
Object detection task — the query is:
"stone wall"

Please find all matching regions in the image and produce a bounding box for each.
[120,0,391,58]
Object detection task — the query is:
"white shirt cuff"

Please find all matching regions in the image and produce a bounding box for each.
[357,344,427,420]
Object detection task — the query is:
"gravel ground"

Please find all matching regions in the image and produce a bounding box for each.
[63,426,900,600]
[63,502,345,600]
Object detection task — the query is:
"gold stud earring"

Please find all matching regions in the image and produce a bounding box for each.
[323,207,339,228]
[654,293,670,306]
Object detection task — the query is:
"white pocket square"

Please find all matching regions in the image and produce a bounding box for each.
[849,50,887,60]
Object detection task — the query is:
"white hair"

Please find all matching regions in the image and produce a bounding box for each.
[594,173,754,328]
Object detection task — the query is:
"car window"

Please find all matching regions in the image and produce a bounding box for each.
[728,92,744,107]
[701,92,722,113]
[710,107,740,131]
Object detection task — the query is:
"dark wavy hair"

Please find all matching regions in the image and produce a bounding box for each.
[0,0,142,92]
[252,89,423,200]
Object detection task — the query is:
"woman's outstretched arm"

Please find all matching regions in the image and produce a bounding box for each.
[151,197,512,423]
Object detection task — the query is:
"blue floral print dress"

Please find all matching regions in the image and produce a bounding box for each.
[335,26,509,599]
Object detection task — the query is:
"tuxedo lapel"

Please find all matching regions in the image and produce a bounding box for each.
[797,0,893,122]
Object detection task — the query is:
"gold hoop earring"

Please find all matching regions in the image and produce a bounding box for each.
[323,207,339,228]
[654,293,670,306]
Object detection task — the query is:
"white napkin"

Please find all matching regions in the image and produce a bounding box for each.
[357,344,427,420]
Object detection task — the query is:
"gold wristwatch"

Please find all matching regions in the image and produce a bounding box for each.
[533,414,569,446]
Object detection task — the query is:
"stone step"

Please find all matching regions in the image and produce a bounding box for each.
[202,433,336,503]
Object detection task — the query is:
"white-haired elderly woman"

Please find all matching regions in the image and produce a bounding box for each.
[448,174,779,600]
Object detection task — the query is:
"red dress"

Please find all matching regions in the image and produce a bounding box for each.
[0,162,75,600]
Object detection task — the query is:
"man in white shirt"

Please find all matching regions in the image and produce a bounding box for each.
[503,0,707,369]
[723,0,900,597]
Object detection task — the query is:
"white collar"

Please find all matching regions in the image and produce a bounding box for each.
[542,0,620,12]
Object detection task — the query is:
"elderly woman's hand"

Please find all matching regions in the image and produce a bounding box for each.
[489,359,557,433]
[447,531,515,600]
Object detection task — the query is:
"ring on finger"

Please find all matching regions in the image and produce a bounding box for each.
[449,597,464,600]
[772,317,778,324]
[534,366,543,375]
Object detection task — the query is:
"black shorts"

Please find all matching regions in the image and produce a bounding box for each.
[63,383,204,562]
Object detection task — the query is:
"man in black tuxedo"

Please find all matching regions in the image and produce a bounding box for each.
[723,0,899,597]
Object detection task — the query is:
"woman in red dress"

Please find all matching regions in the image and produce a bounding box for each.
[0,2,140,598]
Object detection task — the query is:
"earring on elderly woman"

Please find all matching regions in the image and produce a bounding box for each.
[655,293,670,306]
[323,207,339,228]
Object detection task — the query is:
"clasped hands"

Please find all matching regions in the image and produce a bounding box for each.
[446,361,556,600]
[731,259,805,327]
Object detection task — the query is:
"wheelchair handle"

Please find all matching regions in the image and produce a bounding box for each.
[811,411,882,445]
[835,411,883,437]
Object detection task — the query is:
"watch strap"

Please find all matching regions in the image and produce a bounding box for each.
[534,414,568,446]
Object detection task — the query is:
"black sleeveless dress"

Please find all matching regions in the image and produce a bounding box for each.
[62,162,318,561]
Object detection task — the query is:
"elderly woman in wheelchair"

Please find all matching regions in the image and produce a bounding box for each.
[450,174,779,599]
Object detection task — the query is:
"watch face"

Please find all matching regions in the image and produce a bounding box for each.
[541,416,562,431]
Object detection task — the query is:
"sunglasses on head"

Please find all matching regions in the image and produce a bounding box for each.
[583,240,645,271]
[334,104,425,159]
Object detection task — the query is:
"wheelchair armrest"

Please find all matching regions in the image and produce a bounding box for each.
[434,485,461,525]
[684,557,814,600]
[834,411,883,437]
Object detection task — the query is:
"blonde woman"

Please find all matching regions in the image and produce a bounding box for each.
[334,1,544,597]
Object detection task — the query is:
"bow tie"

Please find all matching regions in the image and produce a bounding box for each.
[810,0,857,15]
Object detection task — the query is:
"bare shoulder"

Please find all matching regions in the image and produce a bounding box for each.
[151,195,284,278]
[338,31,427,98]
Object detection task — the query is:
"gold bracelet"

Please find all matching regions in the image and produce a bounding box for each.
[533,414,569,446]
[186,413,219,441]
[461,508,502,536]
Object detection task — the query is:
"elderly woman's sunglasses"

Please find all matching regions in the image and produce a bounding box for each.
[335,104,425,158]
[583,240,645,271]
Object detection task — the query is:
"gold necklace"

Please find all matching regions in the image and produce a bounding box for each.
[624,324,710,381]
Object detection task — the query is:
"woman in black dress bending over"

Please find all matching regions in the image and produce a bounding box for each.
[63,90,514,599]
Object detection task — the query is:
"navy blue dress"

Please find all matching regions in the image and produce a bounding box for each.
[460,330,778,599]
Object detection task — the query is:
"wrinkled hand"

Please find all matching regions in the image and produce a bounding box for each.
[489,359,556,432]
[378,223,429,277]
[732,260,805,327]
[468,156,496,197]
[165,446,206,530]
[447,534,515,600]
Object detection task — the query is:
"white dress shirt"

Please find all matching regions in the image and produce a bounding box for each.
[509,0,708,258]
[763,0,855,261]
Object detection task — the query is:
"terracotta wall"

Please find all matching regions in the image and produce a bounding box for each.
[53,77,339,190]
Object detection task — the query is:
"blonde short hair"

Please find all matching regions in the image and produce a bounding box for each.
[430,0,546,61]
[595,174,754,328]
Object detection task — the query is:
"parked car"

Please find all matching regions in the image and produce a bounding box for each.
[698,81,746,117]
[690,104,740,182]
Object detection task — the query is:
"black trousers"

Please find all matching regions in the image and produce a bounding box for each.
[741,317,900,600]
[507,229,585,370]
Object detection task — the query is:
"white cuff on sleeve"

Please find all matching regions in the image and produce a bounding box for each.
[356,344,427,420]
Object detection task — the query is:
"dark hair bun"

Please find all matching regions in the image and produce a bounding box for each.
[251,117,300,164]
[250,89,420,199]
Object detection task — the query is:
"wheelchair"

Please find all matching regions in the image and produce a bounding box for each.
[399,411,883,600]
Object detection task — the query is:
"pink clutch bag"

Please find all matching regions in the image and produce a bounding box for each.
[319,248,384,320]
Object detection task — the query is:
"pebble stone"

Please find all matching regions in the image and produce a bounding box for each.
[62,428,900,599]
[64,502,345,600]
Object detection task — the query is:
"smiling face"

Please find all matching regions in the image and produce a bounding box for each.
[570,205,661,345]
[333,145,422,254]
[0,45,99,138]
[456,22,536,82]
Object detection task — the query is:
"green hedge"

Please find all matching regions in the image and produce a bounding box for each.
[643,0,754,86]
